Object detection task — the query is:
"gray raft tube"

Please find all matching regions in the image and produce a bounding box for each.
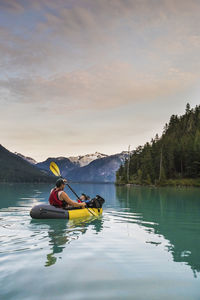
[30,204,80,219]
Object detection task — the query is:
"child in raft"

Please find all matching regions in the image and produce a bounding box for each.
[78,193,90,203]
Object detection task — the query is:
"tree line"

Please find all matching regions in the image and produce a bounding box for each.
[116,103,200,185]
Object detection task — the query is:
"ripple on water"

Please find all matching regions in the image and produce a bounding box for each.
[105,210,158,227]
[1,184,200,300]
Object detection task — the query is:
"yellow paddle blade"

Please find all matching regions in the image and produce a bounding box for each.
[50,161,61,177]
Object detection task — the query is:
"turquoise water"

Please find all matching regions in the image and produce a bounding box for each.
[0,183,200,300]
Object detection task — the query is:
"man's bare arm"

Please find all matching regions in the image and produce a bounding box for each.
[61,192,86,208]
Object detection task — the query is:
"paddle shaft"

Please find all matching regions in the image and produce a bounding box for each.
[65,181,96,216]
[65,182,82,202]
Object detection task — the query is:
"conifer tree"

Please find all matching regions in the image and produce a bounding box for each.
[116,103,200,184]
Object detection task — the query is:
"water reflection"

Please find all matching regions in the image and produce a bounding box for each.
[0,183,106,268]
[31,216,104,267]
[1,183,200,276]
[0,183,49,209]
[0,182,116,209]
[116,186,200,277]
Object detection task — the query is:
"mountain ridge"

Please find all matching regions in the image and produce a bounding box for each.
[0,145,54,183]
[7,148,129,183]
[68,152,108,167]
[35,151,128,182]
[66,152,128,183]
[14,152,37,165]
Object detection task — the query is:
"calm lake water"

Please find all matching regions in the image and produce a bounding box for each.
[0,183,200,300]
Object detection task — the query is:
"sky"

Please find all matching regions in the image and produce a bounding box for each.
[0,0,200,161]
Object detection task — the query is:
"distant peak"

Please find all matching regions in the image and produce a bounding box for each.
[15,152,37,164]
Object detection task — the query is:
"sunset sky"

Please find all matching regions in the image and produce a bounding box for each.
[0,0,200,161]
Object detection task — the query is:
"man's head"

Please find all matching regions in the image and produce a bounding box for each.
[56,178,66,190]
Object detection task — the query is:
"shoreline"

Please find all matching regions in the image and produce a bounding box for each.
[116,178,200,188]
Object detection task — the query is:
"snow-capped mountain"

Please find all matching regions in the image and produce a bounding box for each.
[68,152,108,167]
[15,150,129,183]
[67,152,129,183]
[36,157,76,176]
[15,152,37,165]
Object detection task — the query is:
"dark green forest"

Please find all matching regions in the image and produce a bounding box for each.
[116,104,200,186]
[0,144,54,183]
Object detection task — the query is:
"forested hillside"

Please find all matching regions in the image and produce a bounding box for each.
[116,104,200,186]
[0,145,54,183]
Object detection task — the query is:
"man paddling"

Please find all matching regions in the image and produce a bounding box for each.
[49,178,86,209]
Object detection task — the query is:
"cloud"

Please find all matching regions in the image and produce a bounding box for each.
[1,61,197,113]
[1,0,200,76]
[0,0,24,13]
[0,0,200,158]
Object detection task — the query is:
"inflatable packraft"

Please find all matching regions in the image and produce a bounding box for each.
[30,195,105,219]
